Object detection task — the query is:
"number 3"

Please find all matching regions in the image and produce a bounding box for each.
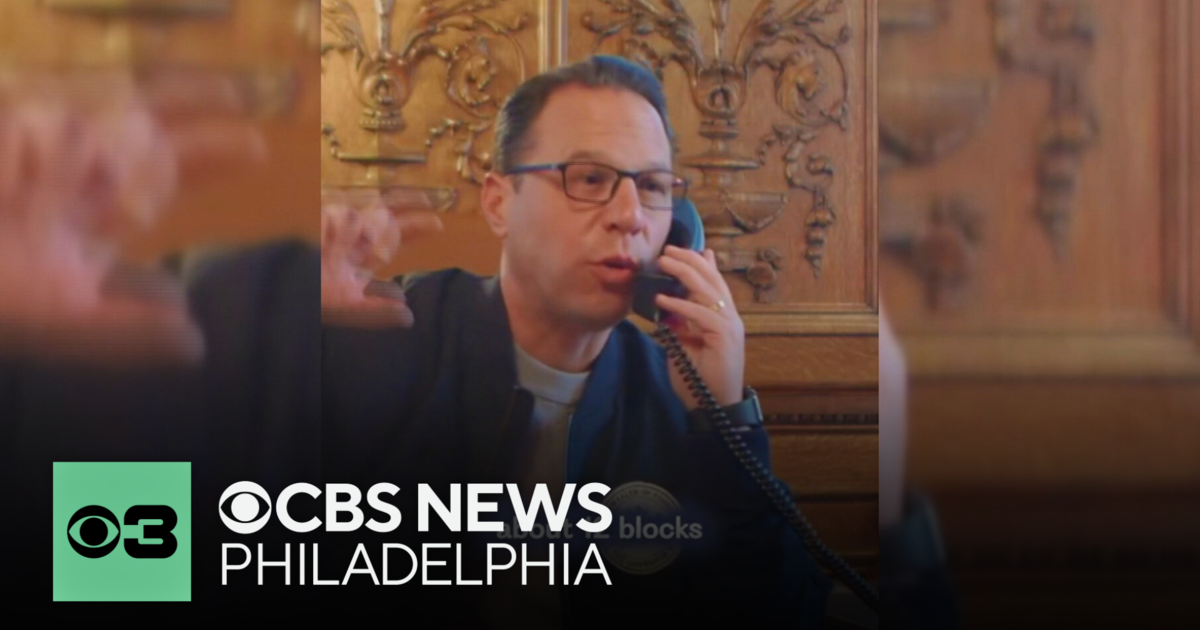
[123,505,178,559]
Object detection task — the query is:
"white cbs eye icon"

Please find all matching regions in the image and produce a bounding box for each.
[219,481,273,534]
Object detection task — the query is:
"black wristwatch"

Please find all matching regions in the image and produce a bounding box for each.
[687,386,763,433]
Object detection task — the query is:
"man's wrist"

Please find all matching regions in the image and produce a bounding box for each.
[687,386,762,433]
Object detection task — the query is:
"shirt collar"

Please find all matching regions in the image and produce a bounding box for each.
[459,276,622,482]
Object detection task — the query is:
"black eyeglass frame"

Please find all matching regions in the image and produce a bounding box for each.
[503,161,689,210]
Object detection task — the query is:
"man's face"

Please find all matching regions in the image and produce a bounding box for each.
[488,84,674,330]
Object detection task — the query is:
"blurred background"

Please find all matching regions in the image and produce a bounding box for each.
[0,0,321,261]
[879,0,1199,626]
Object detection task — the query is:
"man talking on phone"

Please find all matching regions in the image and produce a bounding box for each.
[322,56,831,627]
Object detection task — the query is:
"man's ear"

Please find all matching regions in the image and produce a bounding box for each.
[481,171,510,238]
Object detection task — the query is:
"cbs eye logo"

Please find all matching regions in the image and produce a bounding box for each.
[53,463,190,602]
[67,505,178,559]
[218,481,272,534]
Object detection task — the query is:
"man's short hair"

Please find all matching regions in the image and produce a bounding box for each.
[491,55,676,176]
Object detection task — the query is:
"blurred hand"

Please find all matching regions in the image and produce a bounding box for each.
[0,70,267,365]
[879,302,908,528]
[320,187,442,328]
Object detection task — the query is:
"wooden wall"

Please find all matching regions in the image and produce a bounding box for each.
[879,0,1200,625]
[0,0,322,262]
[320,0,881,578]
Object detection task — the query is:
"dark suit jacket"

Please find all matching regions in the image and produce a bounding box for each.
[0,240,321,611]
[322,268,831,627]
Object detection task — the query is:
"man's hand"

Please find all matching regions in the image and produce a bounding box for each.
[653,246,746,409]
[0,70,266,365]
[320,187,442,328]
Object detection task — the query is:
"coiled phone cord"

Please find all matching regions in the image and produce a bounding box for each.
[652,322,881,613]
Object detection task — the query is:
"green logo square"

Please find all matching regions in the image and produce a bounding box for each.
[53,462,191,601]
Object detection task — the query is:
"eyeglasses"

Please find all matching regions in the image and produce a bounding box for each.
[504,162,687,211]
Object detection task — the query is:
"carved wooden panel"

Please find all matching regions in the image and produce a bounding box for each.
[881,0,1200,462]
[322,1,878,335]
[881,0,1196,356]
[567,0,877,335]
[320,0,553,281]
[880,0,1200,624]
[320,0,546,193]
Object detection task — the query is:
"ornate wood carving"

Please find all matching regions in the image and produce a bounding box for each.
[581,0,853,287]
[879,78,996,169]
[882,197,984,310]
[322,122,425,163]
[321,0,530,183]
[878,0,994,312]
[992,0,1098,260]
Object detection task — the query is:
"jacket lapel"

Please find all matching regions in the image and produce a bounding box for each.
[566,331,621,484]
[455,275,624,485]
[456,276,527,481]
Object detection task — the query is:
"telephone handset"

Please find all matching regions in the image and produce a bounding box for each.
[633,197,880,613]
[632,197,705,322]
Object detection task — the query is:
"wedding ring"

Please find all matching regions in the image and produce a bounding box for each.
[710,299,726,313]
